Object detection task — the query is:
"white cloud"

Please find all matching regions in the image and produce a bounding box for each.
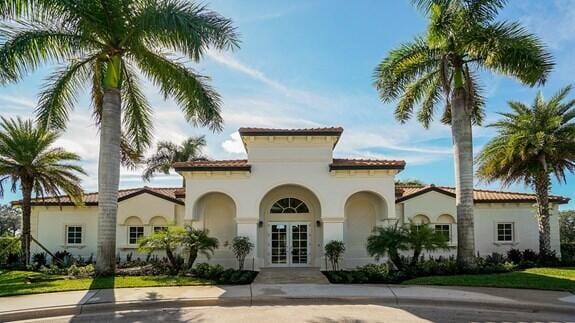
[221,132,245,155]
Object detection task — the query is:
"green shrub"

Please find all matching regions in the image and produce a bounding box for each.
[324,240,345,271]
[67,264,95,277]
[357,264,389,282]
[39,264,67,275]
[506,249,522,264]
[192,262,224,280]
[560,243,575,265]
[0,236,21,266]
[231,237,254,270]
[215,268,257,284]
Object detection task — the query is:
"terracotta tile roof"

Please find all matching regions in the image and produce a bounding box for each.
[239,127,344,137]
[173,159,250,172]
[12,187,185,206]
[330,158,406,171]
[395,184,570,204]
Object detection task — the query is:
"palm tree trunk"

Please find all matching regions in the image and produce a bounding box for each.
[166,247,179,273]
[451,85,475,267]
[187,248,198,269]
[20,179,32,267]
[534,158,551,256]
[95,88,122,275]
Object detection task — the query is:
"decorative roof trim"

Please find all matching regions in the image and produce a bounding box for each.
[173,160,251,172]
[238,127,344,137]
[329,159,406,171]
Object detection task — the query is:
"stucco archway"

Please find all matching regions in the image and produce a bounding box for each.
[193,192,237,266]
[344,191,388,266]
[258,184,322,267]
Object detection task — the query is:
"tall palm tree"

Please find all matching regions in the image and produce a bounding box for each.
[0,117,85,266]
[0,1,239,274]
[143,136,206,183]
[373,0,553,266]
[476,86,575,256]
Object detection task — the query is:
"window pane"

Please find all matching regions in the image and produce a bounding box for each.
[67,226,82,244]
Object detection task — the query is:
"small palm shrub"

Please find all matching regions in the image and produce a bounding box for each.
[182,227,219,270]
[324,240,345,271]
[366,224,408,270]
[138,226,185,274]
[231,237,254,270]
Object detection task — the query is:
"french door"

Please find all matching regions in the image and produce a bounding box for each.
[268,222,310,266]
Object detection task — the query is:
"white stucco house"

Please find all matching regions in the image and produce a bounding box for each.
[17,127,569,269]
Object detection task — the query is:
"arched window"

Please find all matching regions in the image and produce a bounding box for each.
[270,198,309,213]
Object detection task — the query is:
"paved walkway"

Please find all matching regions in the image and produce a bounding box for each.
[0,284,573,321]
[253,267,330,284]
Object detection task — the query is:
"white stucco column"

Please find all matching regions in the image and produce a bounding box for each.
[236,217,261,270]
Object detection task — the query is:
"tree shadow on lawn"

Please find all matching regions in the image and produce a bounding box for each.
[404,270,575,292]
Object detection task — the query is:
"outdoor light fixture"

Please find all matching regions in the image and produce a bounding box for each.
[316,220,321,227]
[258,220,263,228]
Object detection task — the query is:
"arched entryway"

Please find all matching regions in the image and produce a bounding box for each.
[193,192,237,267]
[344,191,388,266]
[258,184,322,267]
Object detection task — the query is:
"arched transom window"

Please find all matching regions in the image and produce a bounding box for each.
[270,198,309,213]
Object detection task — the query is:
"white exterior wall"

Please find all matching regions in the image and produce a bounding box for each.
[30,193,184,261]
[400,191,561,257]
[181,136,398,269]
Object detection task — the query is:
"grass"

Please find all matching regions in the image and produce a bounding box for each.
[403,267,575,292]
[0,270,213,297]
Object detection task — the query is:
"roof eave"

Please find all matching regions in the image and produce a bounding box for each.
[329,164,406,171]
[173,165,252,172]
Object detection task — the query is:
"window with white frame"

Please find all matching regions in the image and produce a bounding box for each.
[153,226,167,233]
[66,225,82,245]
[496,223,514,242]
[434,224,451,241]
[128,226,144,244]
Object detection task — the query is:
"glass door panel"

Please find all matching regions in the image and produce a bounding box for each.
[291,224,308,265]
[271,224,287,264]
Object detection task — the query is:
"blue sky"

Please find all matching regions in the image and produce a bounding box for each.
[0,0,574,209]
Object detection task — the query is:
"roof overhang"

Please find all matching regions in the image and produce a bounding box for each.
[238,127,344,151]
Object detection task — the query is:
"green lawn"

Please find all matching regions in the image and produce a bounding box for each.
[0,270,213,297]
[403,267,575,292]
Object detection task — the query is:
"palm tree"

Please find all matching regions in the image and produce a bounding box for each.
[181,226,219,270]
[366,224,409,270]
[476,86,575,256]
[0,117,85,266]
[143,136,206,183]
[406,225,450,266]
[0,1,239,274]
[138,226,186,274]
[373,0,553,266]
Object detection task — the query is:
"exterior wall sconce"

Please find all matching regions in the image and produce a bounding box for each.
[258,220,263,228]
[316,220,321,227]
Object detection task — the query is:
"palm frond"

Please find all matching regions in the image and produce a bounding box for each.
[373,37,441,102]
[35,55,96,130]
[130,47,223,132]
[466,21,554,86]
[0,22,99,83]
[132,0,239,60]
[121,63,153,153]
